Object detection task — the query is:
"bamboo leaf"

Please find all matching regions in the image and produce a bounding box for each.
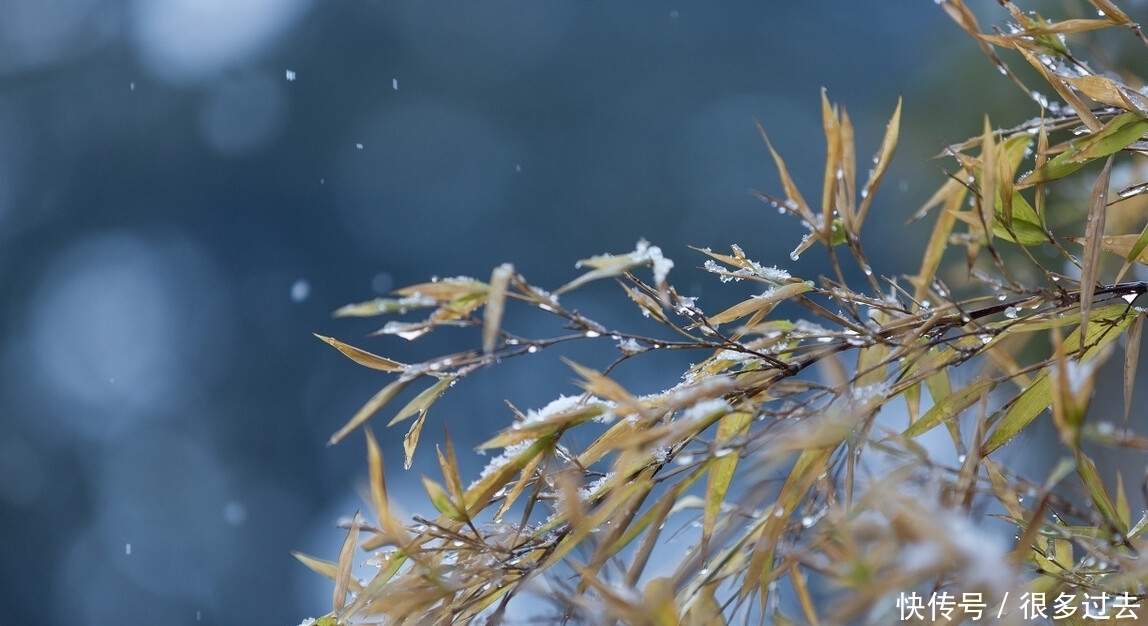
[1125,312,1144,426]
[333,511,361,611]
[314,334,407,372]
[855,95,901,229]
[902,379,994,438]
[292,551,340,582]
[422,476,468,522]
[708,281,814,326]
[1015,46,1101,134]
[1070,232,1148,267]
[387,376,455,427]
[1076,450,1127,535]
[1019,113,1148,186]
[821,89,842,232]
[332,293,438,317]
[623,284,669,323]
[704,411,752,541]
[483,263,514,355]
[402,411,428,471]
[556,240,674,294]
[393,278,490,302]
[1079,156,1113,341]
[364,427,408,545]
[755,120,816,228]
[983,304,1135,454]
[329,378,414,446]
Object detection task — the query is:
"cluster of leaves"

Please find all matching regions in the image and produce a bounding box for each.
[297,2,1148,624]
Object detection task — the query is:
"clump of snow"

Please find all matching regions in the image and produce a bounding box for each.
[521,395,586,426]
[679,397,731,423]
[633,239,674,286]
[470,441,535,490]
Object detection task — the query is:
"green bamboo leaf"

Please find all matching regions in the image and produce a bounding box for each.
[1076,450,1127,536]
[422,476,468,522]
[993,191,1047,246]
[982,304,1136,455]
[902,379,994,438]
[1019,113,1148,186]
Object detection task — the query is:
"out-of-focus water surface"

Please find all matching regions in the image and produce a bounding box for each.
[0,2,1031,624]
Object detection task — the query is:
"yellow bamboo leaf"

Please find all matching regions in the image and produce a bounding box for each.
[556,240,674,294]
[856,95,901,228]
[755,120,816,227]
[329,377,414,446]
[292,551,340,582]
[402,410,427,471]
[364,428,408,545]
[314,334,406,372]
[821,89,842,234]
[1069,232,1148,265]
[483,263,513,355]
[332,293,438,317]
[708,281,813,326]
[333,511,361,611]
[1079,156,1113,338]
[564,359,640,407]
[704,411,752,541]
[388,376,454,427]
[393,278,489,302]
[1125,313,1144,425]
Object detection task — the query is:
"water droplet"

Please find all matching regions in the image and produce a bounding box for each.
[392,78,399,90]
[355,142,364,150]
[584,330,601,338]
[1004,306,1019,319]
[527,345,539,353]
[789,252,800,261]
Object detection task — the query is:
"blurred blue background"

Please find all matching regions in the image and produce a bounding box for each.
[0,1,1029,624]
